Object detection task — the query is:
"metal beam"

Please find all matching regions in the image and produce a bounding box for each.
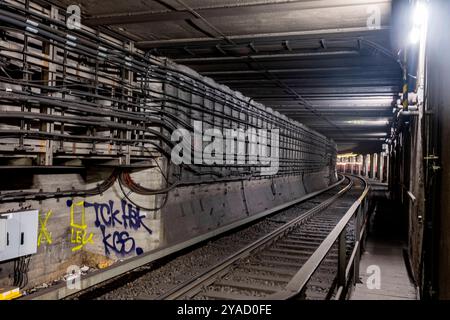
[276,102,394,107]
[279,111,391,115]
[239,86,400,94]
[198,67,400,76]
[211,65,400,77]
[268,97,392,104]
[84,0,391,26]
[293,116,392,119]
[173,50,360,63]
[136,27,390,49]
[252,94,397,99]
[306,127,390,132]
[222,79,401,85]
[332,138,386,141]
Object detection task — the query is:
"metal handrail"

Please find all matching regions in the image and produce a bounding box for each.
[266,175,370,300]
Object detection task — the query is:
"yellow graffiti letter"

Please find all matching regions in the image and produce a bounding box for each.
[37,210,53,247]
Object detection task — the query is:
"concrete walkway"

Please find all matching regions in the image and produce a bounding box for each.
[351,239,417,300]
[351,194,417,300]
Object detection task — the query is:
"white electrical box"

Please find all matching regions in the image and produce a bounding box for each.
[0,210,39,262]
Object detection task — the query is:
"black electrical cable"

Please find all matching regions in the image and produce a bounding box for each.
[117,174,169,212]
[12,255,30,288]
[0,3,337,195]
[1,73,320,146]
[0,40,326,151]
[0,8,331,146]
[0,169,118,202]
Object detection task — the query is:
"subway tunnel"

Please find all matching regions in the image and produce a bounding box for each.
[0,0,449,304]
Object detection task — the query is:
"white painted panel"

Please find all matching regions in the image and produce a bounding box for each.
[0,213,20,262]
[0,210,38,261]
[0,219,6,251]
[18,210,39,256]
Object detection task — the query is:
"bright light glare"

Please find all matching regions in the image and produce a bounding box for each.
[413,2,428,27]
[409,1,428,44]
[409,27,421,44]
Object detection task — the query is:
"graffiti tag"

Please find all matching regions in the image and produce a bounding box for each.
[37,210,53,247]
[67,200,94,252]
[84,199,151,256]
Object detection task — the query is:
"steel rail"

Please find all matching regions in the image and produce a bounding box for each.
[267,175,369,299]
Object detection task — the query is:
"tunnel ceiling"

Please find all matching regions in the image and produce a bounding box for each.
[50,0,402,153]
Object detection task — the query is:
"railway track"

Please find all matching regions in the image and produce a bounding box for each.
[139,175,367,300]
[59,175,368,300]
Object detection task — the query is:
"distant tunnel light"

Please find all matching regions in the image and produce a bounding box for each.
[346,120,390,126]
[410,1,429,44]
[337,162,363,166]
[337,153,358,159]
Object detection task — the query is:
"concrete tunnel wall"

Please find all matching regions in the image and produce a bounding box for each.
[162,169,335,245]
[0,166,336,289]
[0,167,163,288]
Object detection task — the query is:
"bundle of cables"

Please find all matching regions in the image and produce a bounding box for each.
[13,255,31,288]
